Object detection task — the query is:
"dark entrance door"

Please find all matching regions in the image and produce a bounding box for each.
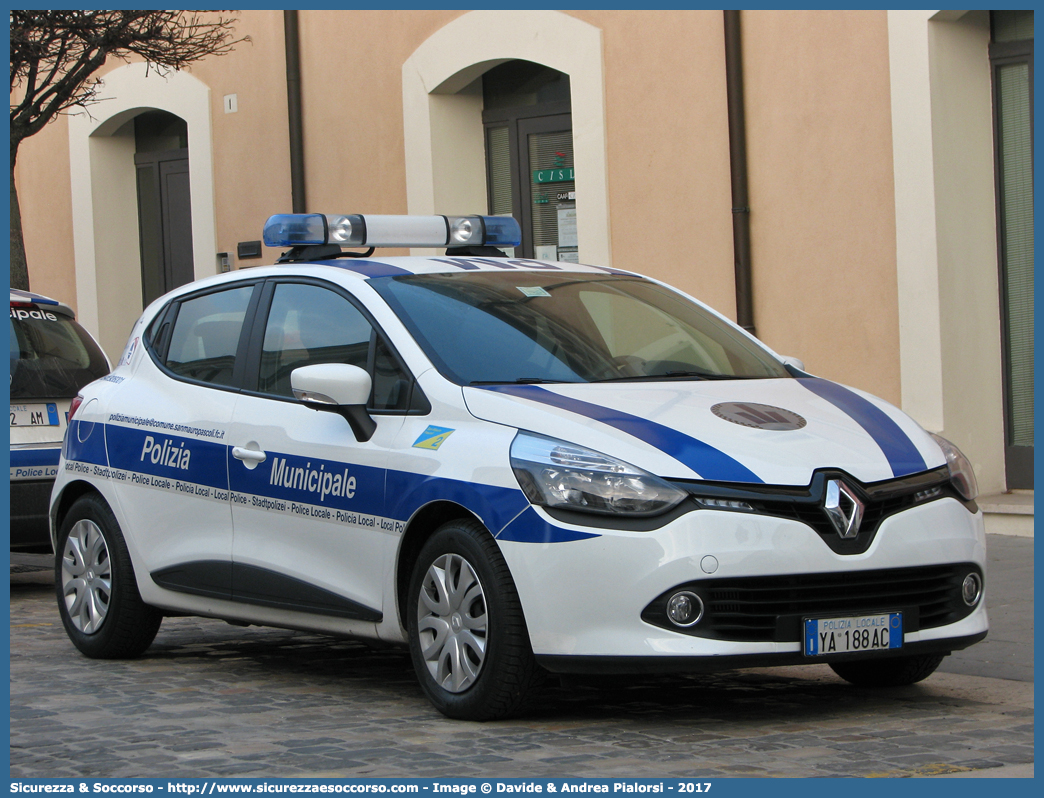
[518,114,575,262]
[482,61,574,260]
[134,148,194,307]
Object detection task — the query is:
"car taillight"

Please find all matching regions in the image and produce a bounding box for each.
[68,395,84,421]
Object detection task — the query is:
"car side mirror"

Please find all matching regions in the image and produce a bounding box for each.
[780,355,808,376]
[291,363,376,442]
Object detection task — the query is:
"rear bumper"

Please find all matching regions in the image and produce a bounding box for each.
[10,478,56,550]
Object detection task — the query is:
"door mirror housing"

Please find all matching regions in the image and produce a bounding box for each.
[291,363,376,441]
[780,355,807,375]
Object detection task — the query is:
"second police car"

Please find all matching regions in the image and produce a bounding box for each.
[11,289,110,550]
[51,213,987,720]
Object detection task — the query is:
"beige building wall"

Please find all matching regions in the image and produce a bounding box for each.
[13,9,1012,491]
[15,116,77,308]
[743,10,901,405]
[19,9,900,383]
[301,10,462,235]
[585,10,737,318]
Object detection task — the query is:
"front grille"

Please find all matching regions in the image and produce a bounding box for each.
[673,466,973,555]
[751,491,928,554]
[642,563,982,643]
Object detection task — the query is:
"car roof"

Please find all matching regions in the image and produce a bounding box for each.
[275,256,639,280]
[10,288,75,317]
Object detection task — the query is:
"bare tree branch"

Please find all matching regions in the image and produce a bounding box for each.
[9,10,247,290]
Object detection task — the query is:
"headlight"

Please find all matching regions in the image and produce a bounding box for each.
[929,433,979,501]
[510,432,687,517]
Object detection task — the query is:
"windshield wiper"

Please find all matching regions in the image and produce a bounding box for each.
[469,377,578,385]
[593,371,760,383]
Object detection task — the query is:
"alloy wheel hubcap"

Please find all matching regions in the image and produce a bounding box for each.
[416,553,488,693]
[61,519,112,634]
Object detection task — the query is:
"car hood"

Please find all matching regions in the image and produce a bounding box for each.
[462,377,944,486]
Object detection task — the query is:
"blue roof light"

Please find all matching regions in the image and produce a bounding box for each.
[262,214,328,247]
[480,216,522,247]
[262,214,522,250]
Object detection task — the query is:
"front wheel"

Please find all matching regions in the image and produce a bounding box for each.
[55,493,162,659]
[407,519,541,720]
[830,653,946,687]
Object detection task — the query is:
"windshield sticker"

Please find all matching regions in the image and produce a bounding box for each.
[412,425,455,450]
[517,286,551,298]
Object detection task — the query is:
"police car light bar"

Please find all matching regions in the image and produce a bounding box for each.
[262,214,522,250]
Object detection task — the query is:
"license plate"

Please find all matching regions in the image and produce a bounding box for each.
[804,612,903,656]
[10,403,60,427]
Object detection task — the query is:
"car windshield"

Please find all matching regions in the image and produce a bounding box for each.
[10,309,109,400]
[371,271,790,385]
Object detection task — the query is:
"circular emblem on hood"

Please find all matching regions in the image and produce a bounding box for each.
[711,402,807,431]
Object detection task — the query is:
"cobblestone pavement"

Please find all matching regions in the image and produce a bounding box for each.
[10,571,1033,779]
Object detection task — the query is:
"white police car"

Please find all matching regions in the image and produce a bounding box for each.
[51,213,987,720]
[11,289,109,550]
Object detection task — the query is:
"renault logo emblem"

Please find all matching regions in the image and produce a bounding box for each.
[824,479,865,539]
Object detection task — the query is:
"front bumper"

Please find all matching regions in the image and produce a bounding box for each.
[499,496,988,663]
[537,632,988,674]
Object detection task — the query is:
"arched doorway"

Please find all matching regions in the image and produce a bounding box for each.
[402,10,610,267]
[67,62,215,359]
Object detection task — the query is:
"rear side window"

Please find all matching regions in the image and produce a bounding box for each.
[9,308,109,400]
[165,286,254,387]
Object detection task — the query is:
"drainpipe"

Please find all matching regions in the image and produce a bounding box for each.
[723,10,755,335]
[284,10,306,213]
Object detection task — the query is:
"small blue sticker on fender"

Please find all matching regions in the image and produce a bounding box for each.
[412,425,455,450]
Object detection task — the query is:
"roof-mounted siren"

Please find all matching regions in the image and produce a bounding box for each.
[263,214,522,262]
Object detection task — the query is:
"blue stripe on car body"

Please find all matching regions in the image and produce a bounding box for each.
[478,384,764,484]
[62,422,600,543]
[316,259,413,278]
[497,506,600,543]
[798,378,928,477]
[385,471,532,538]
[64,419,109,466]
[10,447,61,468]
[105,423,230,491]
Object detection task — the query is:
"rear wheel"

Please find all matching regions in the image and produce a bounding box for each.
[830,653,946,687]
[55,493,162,658]
[407,519,541,720]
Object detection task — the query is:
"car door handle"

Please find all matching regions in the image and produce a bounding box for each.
[232,446,267,465]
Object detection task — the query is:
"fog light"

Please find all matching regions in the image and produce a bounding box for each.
[961,573,982,607]
[666,591,704,627]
